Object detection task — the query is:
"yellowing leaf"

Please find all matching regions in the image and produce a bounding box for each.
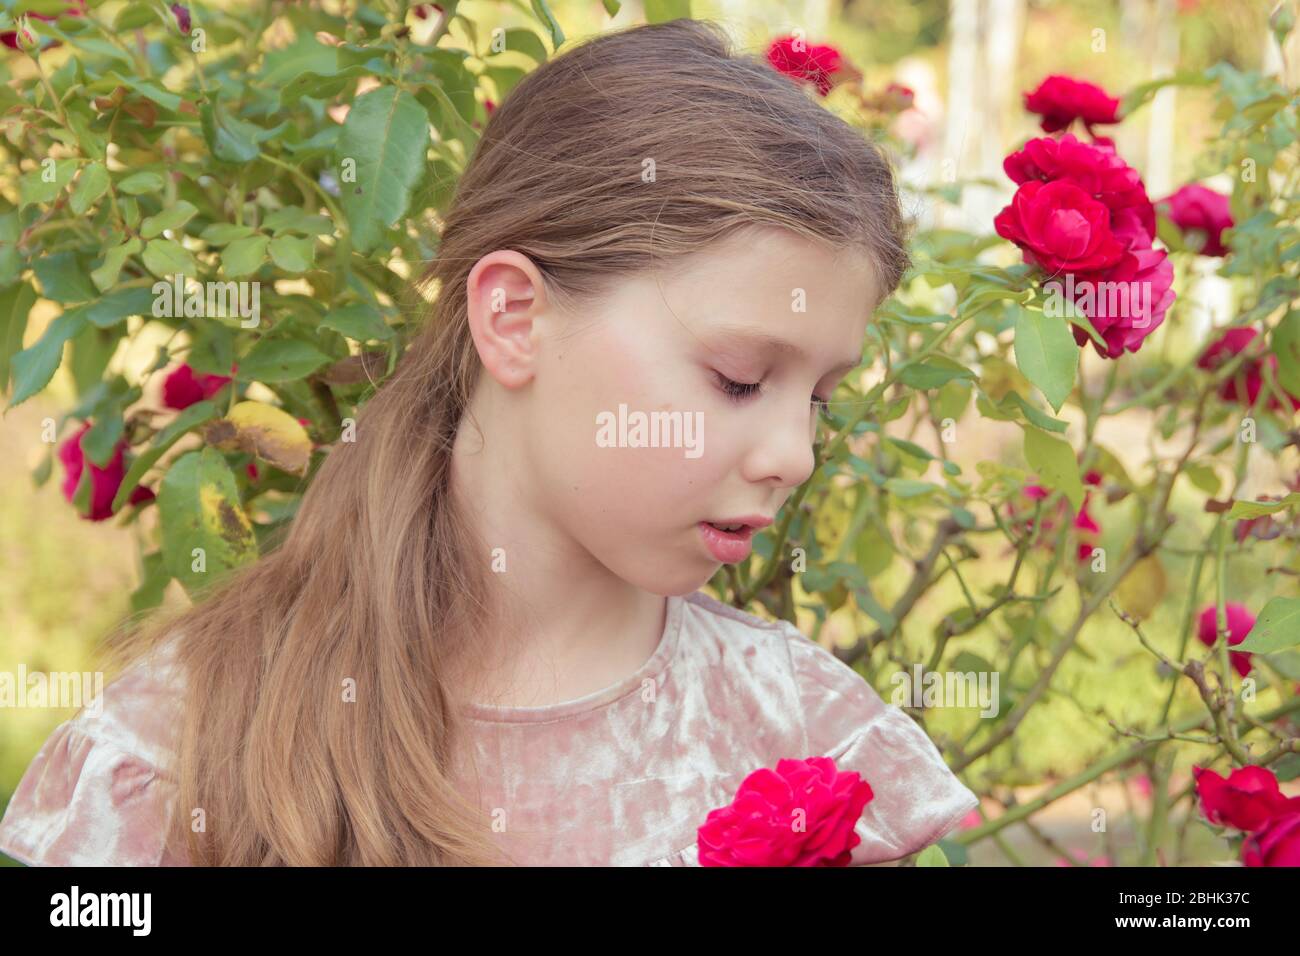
[204,401,312,475]
[1115,555,1167,623]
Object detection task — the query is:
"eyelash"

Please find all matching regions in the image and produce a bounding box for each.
[714,373,834,422]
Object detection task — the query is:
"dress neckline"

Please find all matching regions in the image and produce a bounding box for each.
[461,594,685,724]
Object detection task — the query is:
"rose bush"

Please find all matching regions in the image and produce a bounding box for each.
[1,3,1297,866]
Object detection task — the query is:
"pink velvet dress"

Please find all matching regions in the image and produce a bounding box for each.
[0,590,979,866]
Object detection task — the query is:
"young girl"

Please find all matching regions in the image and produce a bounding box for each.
[0,18,978,867]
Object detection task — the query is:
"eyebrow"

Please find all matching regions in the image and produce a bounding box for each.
[708,323,861,374]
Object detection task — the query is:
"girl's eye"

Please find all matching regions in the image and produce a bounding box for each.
[714,372,763,402]
[715,371,834,423]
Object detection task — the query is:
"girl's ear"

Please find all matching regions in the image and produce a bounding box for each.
[465,250,550,389]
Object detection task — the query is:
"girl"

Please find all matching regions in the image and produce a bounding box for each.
[0,18,978,867]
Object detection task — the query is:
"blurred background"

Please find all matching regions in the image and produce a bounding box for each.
[2,0,1295,866]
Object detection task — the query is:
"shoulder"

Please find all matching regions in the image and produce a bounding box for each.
[679,590,885,734]
[0,639,187,867]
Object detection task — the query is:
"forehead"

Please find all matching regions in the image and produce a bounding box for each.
[657,226,879,361]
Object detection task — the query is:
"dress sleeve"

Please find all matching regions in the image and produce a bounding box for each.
[0,652,184,867]
[787,627,980,865]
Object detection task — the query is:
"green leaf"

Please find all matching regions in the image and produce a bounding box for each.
[915,844,950,867]
[884,478,943,499]
[491,28,548,63]
[0,281,37,394]
[91,237,142,291]
[8,310,89,407]
[529,0,565,49]
[113,400,223,511]
[898,360,974,390]
[141,201,198,239]
[200,223,257,245]
[320,302,394,341]
[336,86,430,254]
[1224,492,1300,519]
[142,238,197,278]
[222,235,270,278]
[158,448,258,595]
[34,251,96,303]
[644,0,691,23]
[602,0,622,14]
[19,159,78,208]
[1013,308,1077,413]
[130,551,172,615]
[1023,427,1083,510]
[62,286,156,329]
[1272,310,1300,397]
[268,235,315,273]
[236,338,331,383]
[200,101,267,163]
[70,162,110,216]
[117,171,166,196]
[1237,597,1300,653]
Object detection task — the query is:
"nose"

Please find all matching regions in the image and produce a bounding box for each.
[739,400,818,490]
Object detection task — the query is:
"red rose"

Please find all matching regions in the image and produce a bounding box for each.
[59,422,155,521]
[765,35,844,97]
[995,179,1127,275]
[1013,471,1102,563]
[1195,603,1257,678]
[1068,247,1176,358]
[1023,75,1120,134]
[1158,183,1233,257]
[697,756,873,866]
[1194,765,1300,832]
[1196,328,1300,412]
[1242,812,1300,867]
[1004,133,1155,244]
[162,363,233,410]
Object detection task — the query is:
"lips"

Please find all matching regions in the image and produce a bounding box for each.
[697,515,773,563]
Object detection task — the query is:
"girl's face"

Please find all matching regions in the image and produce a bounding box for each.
[464,225,879,598]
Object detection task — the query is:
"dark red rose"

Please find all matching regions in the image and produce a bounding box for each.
[1196,603,1257,678]
[59,422,155,521]
[1194,765,1300,831]
[1242,812,1300,867]
[765,35,844,97]
[1004,133,1155,244]
[995,179,1127,275]
[169,3,191,35]
[1023,75,1120,134]
[162,363,233,410]
[698,756,873,866]
[1196,328,1300,412]
[1158,183,1233,257]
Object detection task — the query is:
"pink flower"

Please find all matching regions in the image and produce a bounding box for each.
[1158,183,1233,257]
[1242,812,1300,867]
[2,0,83,50]
[1195,603,1256,678]
[1195,327,1300,412]
[698,756,873,866]
[58,422,155,521]
[1194,765,1300,832]
[1023,75,1120,135]
[162,363,233,410]
[765,35,844,97]
[1068,247,1176,359]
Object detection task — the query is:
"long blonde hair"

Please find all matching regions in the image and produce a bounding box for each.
[103,17,911,865]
